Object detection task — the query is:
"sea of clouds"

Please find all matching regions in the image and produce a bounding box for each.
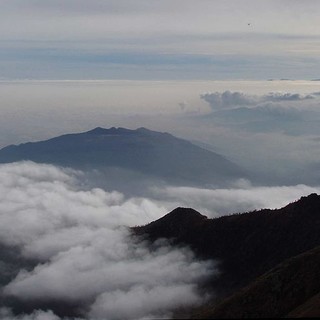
[0,162,214,320]
[1,161,320,319]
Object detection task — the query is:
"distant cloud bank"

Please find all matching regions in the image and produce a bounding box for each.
[201,90,315,110]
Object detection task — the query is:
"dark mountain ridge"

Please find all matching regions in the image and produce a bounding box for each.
[134,193,320,298]
[0,127,245,187]
[195,244,320,318]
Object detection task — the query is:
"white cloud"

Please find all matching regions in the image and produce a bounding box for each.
[151,182,320,217]
[0,162,214,320]
[0,308,62,320]
[200,91,258,109]
[89,283,202,320]
[263,92,314,102]
[201,90,316,110]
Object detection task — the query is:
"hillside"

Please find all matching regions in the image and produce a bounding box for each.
[194,245,320,318]
[0,127,245,187]
[134,193,320,298]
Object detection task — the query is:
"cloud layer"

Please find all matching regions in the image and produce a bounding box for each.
[0,308,61,320]
[200,90,315,110]
[0,162,213,320]
[151,181,320,217]
[1,161,320,319]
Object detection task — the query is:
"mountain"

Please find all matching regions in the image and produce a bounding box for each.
[134,193,320,299]
[0,127,245,188]
[195,245,320,318]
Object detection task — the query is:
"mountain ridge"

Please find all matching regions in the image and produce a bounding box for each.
[194,244,320,318]
[134,193,320,298]
[0,127,246,188]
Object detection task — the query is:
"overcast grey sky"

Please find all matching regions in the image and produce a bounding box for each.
[1,0,320,80]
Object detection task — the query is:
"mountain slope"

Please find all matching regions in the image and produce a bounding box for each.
[134,193,320,298]
[0,127,245,187]
[195,245,320,318]
[288,291,320,318]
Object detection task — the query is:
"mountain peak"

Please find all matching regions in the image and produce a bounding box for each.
[86,127,133,135]
[85,127,170,137]
[86,127,109,134]
[299,193,320,203]
[134,207,207,239]
[283,193,320,214]
[136,127,151,133]
[164,207,207,221]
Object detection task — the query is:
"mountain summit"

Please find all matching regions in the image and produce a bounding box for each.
[0,127,245,187]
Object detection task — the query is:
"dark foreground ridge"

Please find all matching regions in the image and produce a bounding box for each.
[134,193,320,317]
[0,127,245,187]
[195,245,320,318]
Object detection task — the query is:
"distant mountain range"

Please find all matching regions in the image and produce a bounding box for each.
[0,127,246,189]
[134,193,320,318]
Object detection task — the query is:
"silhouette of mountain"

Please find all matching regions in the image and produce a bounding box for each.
[138,207,208,239]
[195,245,320,318]
[134,193,320,299]
[288,291,320,318]
[0,127,245,188]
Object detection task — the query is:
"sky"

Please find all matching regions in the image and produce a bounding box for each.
[1,0,320,80]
